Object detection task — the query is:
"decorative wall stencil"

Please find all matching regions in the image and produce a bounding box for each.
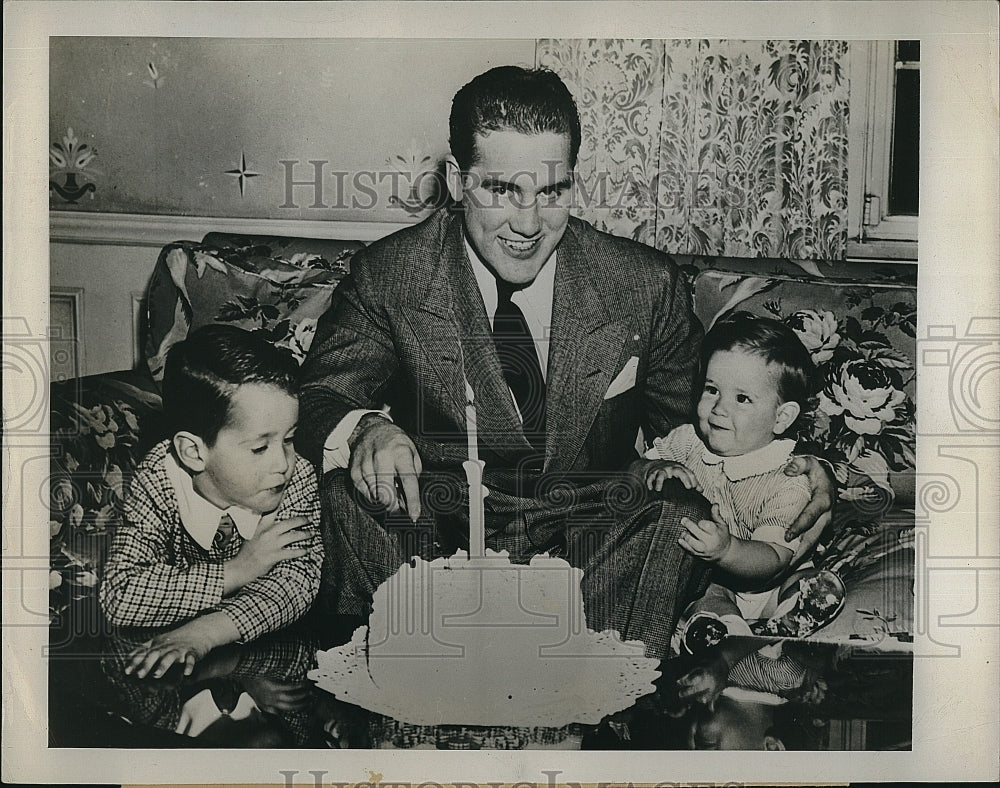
[387,141,442,217]
[141,39,173,89]
[538,40,851,260]
[224,151,260,198]
[144,61,164,90]
[49,127,99,204]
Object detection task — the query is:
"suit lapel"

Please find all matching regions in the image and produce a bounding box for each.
[399,216,528,455]
[546,226,632,472]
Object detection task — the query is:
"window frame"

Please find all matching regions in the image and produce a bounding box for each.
[846,40,919,261]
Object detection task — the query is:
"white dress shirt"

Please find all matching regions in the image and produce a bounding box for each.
[164,450,261,549]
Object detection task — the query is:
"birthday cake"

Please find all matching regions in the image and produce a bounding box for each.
[309,550,661,727]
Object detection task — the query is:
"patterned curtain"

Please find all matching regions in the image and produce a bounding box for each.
[538,40,850,260]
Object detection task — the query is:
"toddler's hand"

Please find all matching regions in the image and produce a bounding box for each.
[679,504,731,562]
[644,460,700,493]
[226,515,311,592]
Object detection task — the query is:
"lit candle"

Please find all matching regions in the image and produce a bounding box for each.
[463,379,487,558]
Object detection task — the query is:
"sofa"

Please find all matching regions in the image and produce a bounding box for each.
[49,228,917,651]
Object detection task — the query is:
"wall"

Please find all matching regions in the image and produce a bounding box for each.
[50,38,536,375]
[50,37,536,222]
[50,239,155,377]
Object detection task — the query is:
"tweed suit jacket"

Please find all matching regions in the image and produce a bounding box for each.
[298,208,703,498]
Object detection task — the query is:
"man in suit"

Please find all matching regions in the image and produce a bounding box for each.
[297,66,831,657]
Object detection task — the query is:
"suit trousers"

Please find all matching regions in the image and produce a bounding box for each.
[316,470,711,659]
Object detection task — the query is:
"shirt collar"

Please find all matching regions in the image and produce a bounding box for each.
[464,237,556,325]
[164,449,261,550]
[700,438,797,481]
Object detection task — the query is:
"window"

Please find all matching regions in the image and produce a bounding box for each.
[847,40,919,261]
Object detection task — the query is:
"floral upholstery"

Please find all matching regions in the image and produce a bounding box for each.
[50,368,164,625]
[49,235,915,647]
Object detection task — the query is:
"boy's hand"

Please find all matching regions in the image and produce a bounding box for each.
[125,613,239,679]
[225,515,311,594]
[679,504,732,562]
[644,460,701,493]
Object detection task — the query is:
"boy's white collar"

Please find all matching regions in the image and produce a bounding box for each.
[701,438,797,481]
[164,450,261,551]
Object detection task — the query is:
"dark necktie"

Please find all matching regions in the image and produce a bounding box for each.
[214,512,236,551]
[492,280,546,455]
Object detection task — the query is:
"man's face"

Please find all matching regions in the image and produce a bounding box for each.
[447,129,574,286]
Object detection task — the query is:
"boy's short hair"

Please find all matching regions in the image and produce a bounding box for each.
[162,325,299,445]
[701,311,815,417]
[449,65,582,171]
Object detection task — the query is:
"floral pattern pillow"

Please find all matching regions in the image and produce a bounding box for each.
[144,239,357,382]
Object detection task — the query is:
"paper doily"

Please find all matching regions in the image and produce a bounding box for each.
[309,551,661,727]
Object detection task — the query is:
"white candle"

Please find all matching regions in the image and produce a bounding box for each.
[463,379,487,558]
[465,381,479,464]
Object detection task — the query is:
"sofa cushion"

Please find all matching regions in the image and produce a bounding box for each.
[144,237,360,382]
[200,232,364,264]
[682,256,917,517]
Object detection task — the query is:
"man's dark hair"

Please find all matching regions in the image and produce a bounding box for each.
[700,312,815,425]
[449,65,582,170]
[162,324,299,445]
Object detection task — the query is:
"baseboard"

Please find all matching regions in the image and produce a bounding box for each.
[49,210,410,247]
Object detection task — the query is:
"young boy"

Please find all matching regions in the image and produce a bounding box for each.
[100,325,323,679]
[642,312,821,633]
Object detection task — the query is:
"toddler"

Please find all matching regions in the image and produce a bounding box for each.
[643,312,818,632]
[100,325,323,678]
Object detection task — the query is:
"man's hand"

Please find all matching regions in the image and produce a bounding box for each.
[644,459,701,493]
[124,612,240,679]
[679,504,731,563]
[784,455,836,542]
[225,515,311,594]
[348,414,422,522]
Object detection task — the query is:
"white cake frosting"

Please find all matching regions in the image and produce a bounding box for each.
[310,550,661,727]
